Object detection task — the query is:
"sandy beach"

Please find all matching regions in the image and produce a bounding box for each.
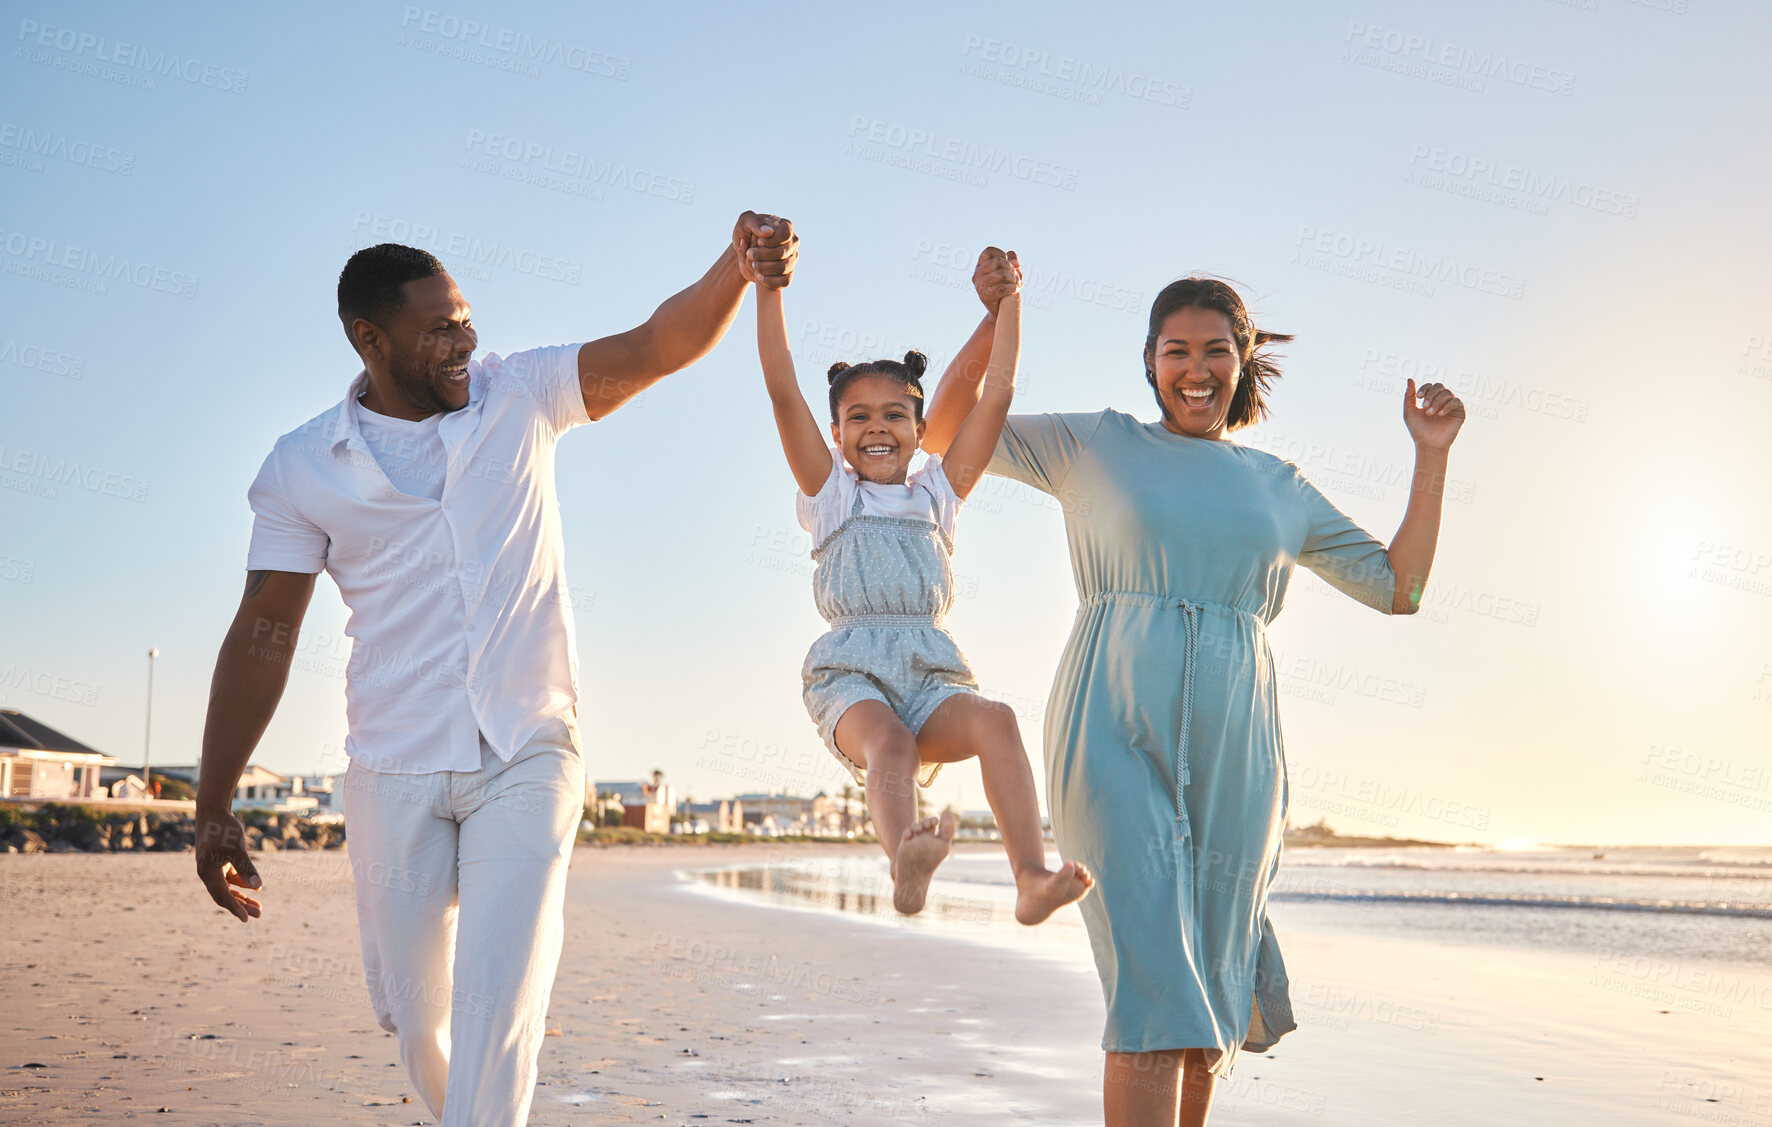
[3,843,1770,1126]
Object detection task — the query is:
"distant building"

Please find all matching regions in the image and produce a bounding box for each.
[736,792,851,836]
[145,763,327,814]
[598,778,675,833]
[678,798,744,834]
[231,765,319,813]
[0,709,116,800]
[297,774,338,811]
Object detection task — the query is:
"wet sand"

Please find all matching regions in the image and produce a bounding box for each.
[0,844,1108,1126]
[4,844,1769,1126]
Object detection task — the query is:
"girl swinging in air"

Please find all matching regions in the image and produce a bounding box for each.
[753,247,1093,922]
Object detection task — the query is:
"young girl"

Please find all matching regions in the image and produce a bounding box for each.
[754,255,1093,923]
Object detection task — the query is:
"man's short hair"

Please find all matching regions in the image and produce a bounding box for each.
[337,243,446,332]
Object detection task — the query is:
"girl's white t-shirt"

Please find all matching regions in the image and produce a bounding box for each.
[796,447,961,548]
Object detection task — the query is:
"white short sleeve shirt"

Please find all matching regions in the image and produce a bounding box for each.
[354,409,446,501]
[795,447,961,548]
[245,343,588,773]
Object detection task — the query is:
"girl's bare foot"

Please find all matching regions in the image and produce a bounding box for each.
[1014,860,1094,925]
[891,812,956,915]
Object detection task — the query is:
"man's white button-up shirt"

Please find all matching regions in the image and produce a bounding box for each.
[244,343,589,773]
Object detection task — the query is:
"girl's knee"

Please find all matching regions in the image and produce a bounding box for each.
[862,737,918,773]
[969,699,1022,751]
[860,735,919,789]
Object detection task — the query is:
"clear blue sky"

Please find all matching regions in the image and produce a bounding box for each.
[5,0,1770,845]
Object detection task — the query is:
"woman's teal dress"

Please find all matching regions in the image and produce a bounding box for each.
[988,409,1397,1077]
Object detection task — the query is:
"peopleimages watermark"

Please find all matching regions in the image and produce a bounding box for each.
[0,553,35,584]
[350,211,583,286]
[1354,348,1590,424]
[1271,648,1428,709]
[844,116,1080,191]
[0,228,199,299]
[1741,335,1772,382]
[15,19,249,94]
[957,35,1190,110]
[1653,1071,1772,1127]
[910,239,1141,314]
[1293,224,1525,301]
[1405,143,1639,219]
[0,122,134,175]
[0,443,150,502]
[0,338,85,380]
[795,318,942,375]
[1343,20,1576,96]
[0,663,100,708]
[397,7,631,80]
[1689,539,1772,599]
[1248,430,1479,506]
[1640,744,1770,813]
[1590,948,1772,1019]
[462,128,695,204]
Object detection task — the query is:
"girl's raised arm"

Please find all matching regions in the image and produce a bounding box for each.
[757,285,835,496]
[940,290,1021,501]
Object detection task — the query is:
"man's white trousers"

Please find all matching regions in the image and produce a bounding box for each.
[343,717,584,1126]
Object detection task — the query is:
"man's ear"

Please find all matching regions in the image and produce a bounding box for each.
[349,316,383,361]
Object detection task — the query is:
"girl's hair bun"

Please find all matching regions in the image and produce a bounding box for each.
[825,351,930,422]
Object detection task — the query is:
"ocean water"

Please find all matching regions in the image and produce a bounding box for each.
[679,845,1772,1125]
[682,843,1772,970]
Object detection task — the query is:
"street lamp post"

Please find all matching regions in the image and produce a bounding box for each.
[144,647,159,797]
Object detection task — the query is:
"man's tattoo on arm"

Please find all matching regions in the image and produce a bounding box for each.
[244,570,271,598]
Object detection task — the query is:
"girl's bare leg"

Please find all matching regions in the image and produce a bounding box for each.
[832,700,954,914]
[917,694,1093,924]
[1104,1048,1215,1127]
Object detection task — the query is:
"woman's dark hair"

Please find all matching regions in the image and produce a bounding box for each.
[1142,276,1292,431]
[827,350,928,422]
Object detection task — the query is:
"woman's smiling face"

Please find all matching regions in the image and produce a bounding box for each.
[1147,305,1241,440]
[829,374,925,484]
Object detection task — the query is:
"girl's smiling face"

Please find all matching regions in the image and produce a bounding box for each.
[829,374,925,484]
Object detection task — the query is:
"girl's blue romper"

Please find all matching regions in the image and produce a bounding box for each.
[798,447,979,786]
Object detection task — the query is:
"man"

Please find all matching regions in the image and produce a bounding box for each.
[194,211,796,1125]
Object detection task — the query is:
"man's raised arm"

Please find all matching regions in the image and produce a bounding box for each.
[195,569,317,922]
[576,210,798,421]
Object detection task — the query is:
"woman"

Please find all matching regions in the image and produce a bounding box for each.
[924,249,1465,1126]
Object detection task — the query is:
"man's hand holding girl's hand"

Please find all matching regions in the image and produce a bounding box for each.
[973,246,1022,316]
[733,211,798,289]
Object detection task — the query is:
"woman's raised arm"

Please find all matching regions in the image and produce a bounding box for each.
[1385,378,1466,613]
[941,292,1021,500]
[923,247,1020,456]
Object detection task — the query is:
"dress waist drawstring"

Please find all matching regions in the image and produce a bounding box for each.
[1175,601,1199,828]
[1075,592,1267,829]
